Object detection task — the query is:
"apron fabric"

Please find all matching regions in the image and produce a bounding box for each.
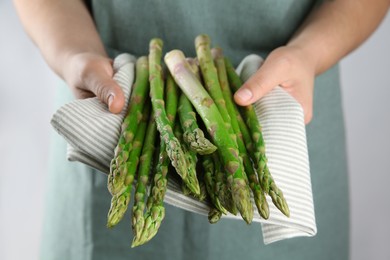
[40,1,349,259]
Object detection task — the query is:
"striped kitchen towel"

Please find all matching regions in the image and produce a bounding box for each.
[51,53,317,244]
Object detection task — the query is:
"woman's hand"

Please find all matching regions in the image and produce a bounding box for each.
[234,46,316,124]
[63,52,125,114]
[13,0,125,113]
[233,0,389,125]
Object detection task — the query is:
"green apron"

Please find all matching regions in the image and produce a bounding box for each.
[41,1,349,259]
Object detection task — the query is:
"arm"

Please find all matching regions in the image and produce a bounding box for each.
[234,0,390,123]
[13,0,125,113]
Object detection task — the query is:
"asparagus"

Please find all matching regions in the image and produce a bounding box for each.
[213,152,237,215]
[165,71,179,124]
[108,56,149,195]
[180,165,207,201]
[224,57,289,217]
[178,93,217,155]
[186,58,201,80]
[195,34,232,127]
[131,111,157,241]
[165,50,253,223]
[235,105,254,156]
[106,186,131,228]
[131,144,168,247]
[148,38,200,195]
[107,102,151,228]
[201,154,227,220]
[184,57,218,154]
[195,35,253,220]
[208,208,223,224]
[174,123,207,201]
[213,48,269,219]
[132,70,182,247]
[224,57,265,168]
[263,165,290,216]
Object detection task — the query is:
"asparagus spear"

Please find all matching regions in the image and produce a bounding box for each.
[132,70,182,247]
[165,50,253,223]
[194,35,254,221]
[108,56,149,195]
[184,57,218,154]
[224,57,289,217]
[131,145,168,247]
[186,58,229,212]
[178,93,217,155]
[234,105,254,156]
[213,48,269,219]
[174,122,207,201]
[224,57,265,168]
[131,110,157,241]
[165,70,179,124]
[195,35,232,127]
[148,38,200,195]
[107,102,151,228]
[208,208,223,224]
[201,154,227,220]
[213,152,237,215]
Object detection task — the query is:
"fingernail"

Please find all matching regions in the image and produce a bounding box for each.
[235,88,253,102]
[108,94,114,107]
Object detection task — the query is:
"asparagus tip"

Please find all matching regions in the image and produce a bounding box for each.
[208,208,223,224]
[195,34,211,47]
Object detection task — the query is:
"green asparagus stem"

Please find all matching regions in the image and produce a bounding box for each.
[131,111,158,241]
[194,36,253,219]
[201,154,226,213]
[178,93,217,155]
[201,154,227,222]
[149,38,200,195]
[174,122,207,201]
[213,48,269,219]
[224,57,289,217]
[107,102,151,228]
[195,34,232,127]
[213,152,237,215]
[224,57,265,168]
[165,50,253,223]
[132,69,184,247]
[165,71,179,124]
[131,143,168,248]
[263,165,290,217]
[235,105,254,156]
[184,57,218,155]
[108,56,149,195]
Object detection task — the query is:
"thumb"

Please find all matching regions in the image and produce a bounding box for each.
[86,68,125,114]
[234,57,290,106]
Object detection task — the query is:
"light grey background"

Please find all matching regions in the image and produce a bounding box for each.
[0,2,389,260]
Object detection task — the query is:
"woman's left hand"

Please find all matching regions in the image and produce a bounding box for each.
[234,45,316,124]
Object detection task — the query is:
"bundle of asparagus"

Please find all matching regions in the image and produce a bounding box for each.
[106,35,289,247]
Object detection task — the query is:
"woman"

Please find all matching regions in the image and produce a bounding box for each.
[14,0,389,259]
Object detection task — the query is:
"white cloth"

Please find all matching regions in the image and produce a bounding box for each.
[51,53,317,244]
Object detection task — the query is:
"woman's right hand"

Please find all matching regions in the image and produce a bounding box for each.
[62,52,125,114]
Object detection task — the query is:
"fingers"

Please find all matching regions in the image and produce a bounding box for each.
[83,65,125,114]
[234,56,291,106]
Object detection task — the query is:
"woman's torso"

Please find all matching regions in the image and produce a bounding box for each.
[90,0,316,63]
